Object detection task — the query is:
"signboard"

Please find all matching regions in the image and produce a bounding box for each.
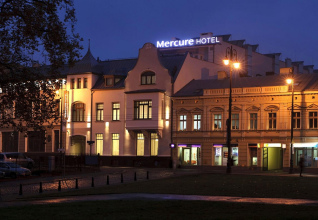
[157,37,220,48]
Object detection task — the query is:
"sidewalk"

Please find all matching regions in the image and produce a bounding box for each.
[1,193,318,208]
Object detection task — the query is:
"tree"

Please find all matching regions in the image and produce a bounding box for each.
[0,0,82,132]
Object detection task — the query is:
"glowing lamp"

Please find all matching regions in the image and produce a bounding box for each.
[286,78,293,84]
[233,62,240,69]
[223,59,230,65]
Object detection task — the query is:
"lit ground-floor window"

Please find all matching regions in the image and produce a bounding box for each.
[96,133,103,155]
[112,133,119,155]
[151,133,158,156]
[137,133,144,156]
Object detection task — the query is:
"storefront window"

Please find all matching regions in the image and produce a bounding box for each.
[178,144,200,166]
[214,145,238,166]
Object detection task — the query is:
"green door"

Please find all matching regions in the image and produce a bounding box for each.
[263,148,268,171]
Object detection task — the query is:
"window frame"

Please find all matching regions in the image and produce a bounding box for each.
[179,115,187,131]
[96,103,104,121]
[72,102,85,122]
[268,112,277,130]
[112,133,119,156]
[112,103,120,121]
[231,113,239,130]
[309,111,318,129]
[141,71,156,85]
[83,78,88,88]
[150,133,158,156]
[249,113,257,130]
[134,100,152,120]
[77,78,81,89]
[136,133,144,156]
[293,112,301,129]
[213,114,222,130]
[193,114,201,131]
[70,78,75,89]
[96,133,103,155]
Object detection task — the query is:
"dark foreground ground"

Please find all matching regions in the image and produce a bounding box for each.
[1,168,318,219]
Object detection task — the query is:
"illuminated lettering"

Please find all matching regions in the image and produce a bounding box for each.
[156,36,220,48]
[157,41,164,48]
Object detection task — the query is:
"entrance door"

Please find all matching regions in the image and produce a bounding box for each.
[70,135,86,155]
[263,148,268,171]
[182,148,191,165]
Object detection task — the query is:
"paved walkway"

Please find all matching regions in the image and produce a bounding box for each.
[1,193,318,207]
[1,166,318,207]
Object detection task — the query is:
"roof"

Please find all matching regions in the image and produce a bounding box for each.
[174,74,318,97]
[68,48,100,74]
[159,54,187,81]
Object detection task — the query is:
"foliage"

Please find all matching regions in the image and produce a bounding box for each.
[0,0,82,132]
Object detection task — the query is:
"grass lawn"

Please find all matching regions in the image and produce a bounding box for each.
[1,173,318,219]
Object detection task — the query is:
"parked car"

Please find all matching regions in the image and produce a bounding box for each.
[0,162,31,178]
[0,152,34,169]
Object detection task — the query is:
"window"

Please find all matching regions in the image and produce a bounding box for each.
[250,113,257,130]
[112,134,119,155]
[70,79,75,89]
[134,101,152,119]
[106,78,113,86]
[137,133,144,156]
[232,114,239,130]
[151,133,158,156]
[83,78,88,88]
[96,103,103,121]
[112,103,120,121]
[193,114,201,130]
[141,71,156,85]
[77,78,81,89]
[179,115,187,131]
[96,133,103,155]
[214,114,222,130]
[293,112,301,129]
[72,103,85,122]
[268,113,276,129]
[309,112,318,129]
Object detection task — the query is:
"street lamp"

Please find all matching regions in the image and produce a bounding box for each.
[286,78,294,174]
[223,46,240,174]
[56,88,65,176]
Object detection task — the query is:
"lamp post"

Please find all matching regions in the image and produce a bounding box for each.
[223,46,240,174]
[56,88,65,177]
[287,78,294,174]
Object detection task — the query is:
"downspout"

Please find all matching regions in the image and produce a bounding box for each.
[89,89,95,155]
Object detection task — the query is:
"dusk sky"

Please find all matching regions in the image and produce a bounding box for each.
[74,0,318,69]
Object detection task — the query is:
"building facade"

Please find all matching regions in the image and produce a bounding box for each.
[1,32,317,170]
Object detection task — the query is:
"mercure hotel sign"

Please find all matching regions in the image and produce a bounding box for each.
[157,37,220,48]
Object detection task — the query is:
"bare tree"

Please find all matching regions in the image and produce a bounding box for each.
[0,0,82,132]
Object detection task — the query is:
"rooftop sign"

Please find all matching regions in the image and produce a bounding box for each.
[157,37,220,48]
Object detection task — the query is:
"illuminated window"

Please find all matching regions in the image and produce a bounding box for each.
[72,102,85,122]
[193,114,201,130]
[112,103,120,121]
[134,101,152,119]
[232,114,239,130]
[309,112,318,129]
[250,113,257,130]
[83,78,88,88]
[112,133,119,156]
[268,113,276,129]
[96,133,103,155]
[96,103,103,121]
[141,71,156,85]
[151,133,158,156]
[137,133,144,156]
[179,115,187,131]
[293,112,301,129]
[214,114,222,130]
[70,79,75,89]
[77,78,81,89]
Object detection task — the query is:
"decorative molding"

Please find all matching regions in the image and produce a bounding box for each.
[264,105,279,111]
[246,105,260,111]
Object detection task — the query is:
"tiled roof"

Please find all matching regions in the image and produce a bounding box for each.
[68,48,100,74]
[159,54,187,81]
[174,74,318,97]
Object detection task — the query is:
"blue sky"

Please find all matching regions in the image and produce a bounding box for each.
[74,0,318,68]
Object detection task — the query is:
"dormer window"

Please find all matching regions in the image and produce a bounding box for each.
[105,77,113,86]
[141,71,156,85]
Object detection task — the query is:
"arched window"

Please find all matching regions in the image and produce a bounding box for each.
[72,102,85,122]
[141,71,156,85]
